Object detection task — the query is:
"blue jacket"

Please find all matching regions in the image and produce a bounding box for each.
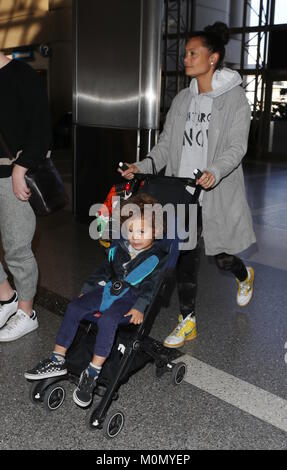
[81,240,170,314]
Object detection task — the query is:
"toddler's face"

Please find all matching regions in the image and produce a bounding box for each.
[127,217,154,251]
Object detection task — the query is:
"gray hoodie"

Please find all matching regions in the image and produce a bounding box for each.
[178,68,243,201]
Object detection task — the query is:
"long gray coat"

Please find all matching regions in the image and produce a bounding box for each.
[136,86,256,255]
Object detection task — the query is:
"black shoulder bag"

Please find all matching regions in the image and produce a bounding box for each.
[0,131,68,216]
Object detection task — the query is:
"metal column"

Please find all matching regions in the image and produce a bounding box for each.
[73,0,162,221]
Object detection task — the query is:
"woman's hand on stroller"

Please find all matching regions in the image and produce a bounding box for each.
[196,170,215,189]
[124,308,144,325]
[118,162,139,180]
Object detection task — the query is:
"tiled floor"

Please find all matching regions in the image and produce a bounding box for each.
[0,159,287,450]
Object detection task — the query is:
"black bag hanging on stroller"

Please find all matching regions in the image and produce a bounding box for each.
[138,158,201,207]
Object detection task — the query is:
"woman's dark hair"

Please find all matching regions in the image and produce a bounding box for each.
[191,22,230,70]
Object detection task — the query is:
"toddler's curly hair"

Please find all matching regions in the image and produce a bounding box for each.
[121,192,167,238]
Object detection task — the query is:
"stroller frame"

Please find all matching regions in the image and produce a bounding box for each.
[27,248,185,439]
[27,172,201,438]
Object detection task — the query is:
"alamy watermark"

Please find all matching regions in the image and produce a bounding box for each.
[89,196,198,251]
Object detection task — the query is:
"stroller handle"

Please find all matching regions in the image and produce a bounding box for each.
[120,162,203,182]
[193,168,203,180]
[119,162,130,172]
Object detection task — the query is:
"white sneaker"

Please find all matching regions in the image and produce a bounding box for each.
[163,314,197,348]
[0,309,38,342]
[236,266,254,307]
[0,291,18,328]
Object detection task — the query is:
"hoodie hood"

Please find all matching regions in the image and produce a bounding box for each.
[190,67,242,99]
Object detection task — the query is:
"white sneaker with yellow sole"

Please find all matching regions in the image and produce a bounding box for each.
[236,266,254,307]
[163,314,197,348]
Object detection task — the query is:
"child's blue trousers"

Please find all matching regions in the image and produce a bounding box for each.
[55,285,138,358]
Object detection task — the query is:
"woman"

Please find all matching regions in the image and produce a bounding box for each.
[0,52,51,342]
[119,22,256,349]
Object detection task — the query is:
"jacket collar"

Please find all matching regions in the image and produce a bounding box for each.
[188,86,227,110]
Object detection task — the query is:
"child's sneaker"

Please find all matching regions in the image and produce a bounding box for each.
[24,355,67,380]
[73,364,101,408]
[236,266,254,307]
[163,313,197,348]
[0,309,38,342]
[0,291,18,328]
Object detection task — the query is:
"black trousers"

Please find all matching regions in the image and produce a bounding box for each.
[177,206,248,318]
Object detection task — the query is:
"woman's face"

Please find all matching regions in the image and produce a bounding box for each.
[127,216,154,252]
[184,36,217,78]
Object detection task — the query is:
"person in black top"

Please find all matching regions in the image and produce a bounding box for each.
[0,52,52,342]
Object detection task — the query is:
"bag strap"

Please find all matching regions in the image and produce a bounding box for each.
[0,132,14,161]
[146,156,157,175]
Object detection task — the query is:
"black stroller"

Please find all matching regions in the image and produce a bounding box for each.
[27,169,201,439]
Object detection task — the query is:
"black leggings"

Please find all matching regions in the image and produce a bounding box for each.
[177,206,248,317]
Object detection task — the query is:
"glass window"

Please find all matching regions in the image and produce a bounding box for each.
[227,31,267,69]
[248,0,269,27]
[243,75,256,110]
[243,75,264,114]
[246,31,267,67]
[269,80,287,153]
[271,80,287,119]
[274,0,287,25]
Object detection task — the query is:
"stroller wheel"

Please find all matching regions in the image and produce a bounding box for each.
[43,385,66,411]
[103,409,125,439]
[171,362,187,385]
